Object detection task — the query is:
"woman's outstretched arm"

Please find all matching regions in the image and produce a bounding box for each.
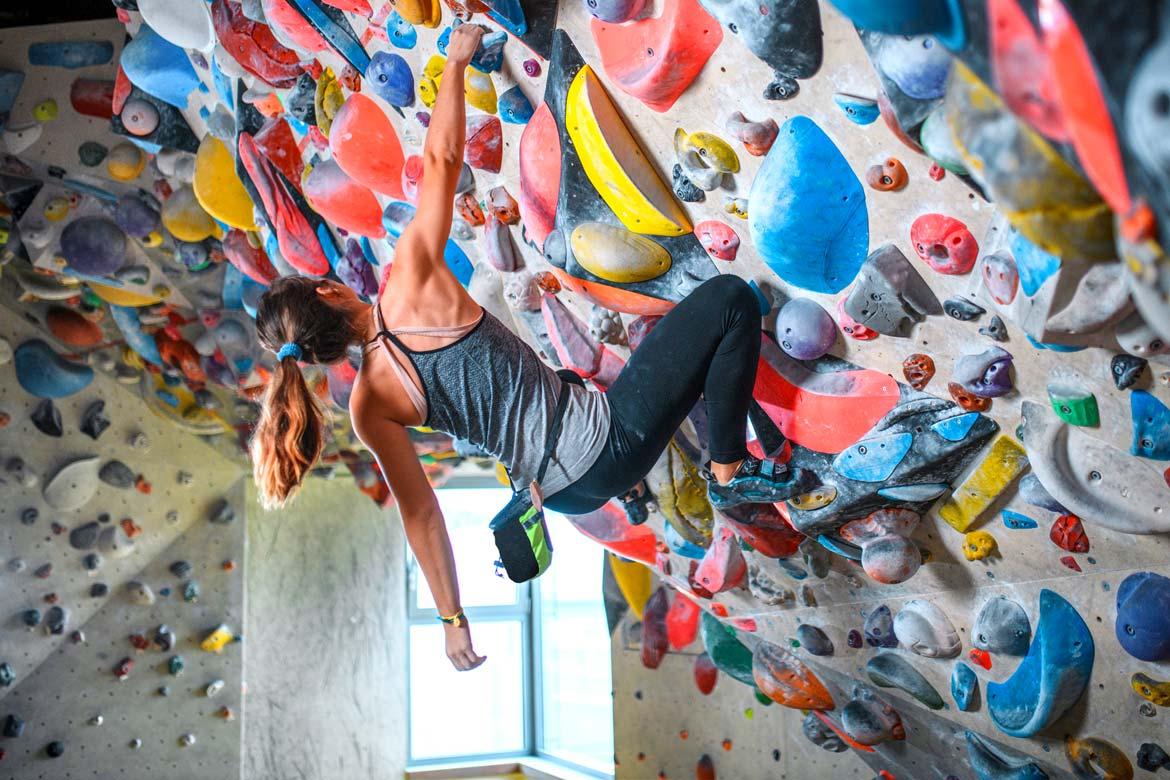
[353,408,486,671]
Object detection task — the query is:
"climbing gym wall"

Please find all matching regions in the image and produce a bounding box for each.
[0,0,1167,779]
[243,477,408,779]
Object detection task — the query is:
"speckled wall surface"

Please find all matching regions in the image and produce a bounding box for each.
[243,477,407,780]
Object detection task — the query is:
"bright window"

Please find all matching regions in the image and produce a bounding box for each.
[406,486,614,776]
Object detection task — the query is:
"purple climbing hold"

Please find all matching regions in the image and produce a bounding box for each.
[776,298,837,360]
[114,194,160,239]
[953,347,1014,398]
[60,217,127,276]
[847,629,863,649]
[864,605,898,648]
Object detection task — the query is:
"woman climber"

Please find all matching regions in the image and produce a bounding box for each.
[250,24,814,671]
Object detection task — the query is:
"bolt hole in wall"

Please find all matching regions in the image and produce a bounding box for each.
[406,487,615,777]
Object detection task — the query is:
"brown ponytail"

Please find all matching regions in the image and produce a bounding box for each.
[251,276,366,508]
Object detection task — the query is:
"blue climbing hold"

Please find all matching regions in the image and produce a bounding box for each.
[0,70,25,134]
[832,432,913,482]
[109,306,163,366]
[816,534,862,561]
[871,34,952,100]
[931,412,979,442]
[1010,231,1061,298]
[286,0,370,75]
[438,23,508,73]
[951,662,978,711]
[965,731,1050,780]
[210,54,234,109]
[119,26,202,110]
[833,93,880,125]
[1001,511,1038,530]
[386,12,417,49]
[749,116,868,295]
[366,51,414,108]
[498,85,535,125]
[28,40,113,69]
[828,0,967,51]
[483,0,528,35]
[382,201,472,285]
[1115,572,1170,662]
[15,340,94,398]
[987,589,1094,738]
[1131,390,1170,461]
[877,483,950,502]
[664,522,706,559]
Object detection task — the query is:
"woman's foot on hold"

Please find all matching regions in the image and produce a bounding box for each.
[617,480,655,525]
[704,455,815,509]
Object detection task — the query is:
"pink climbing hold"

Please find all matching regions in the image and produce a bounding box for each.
[566,503,657,564]
[642,587,670,669]
[329,93,406,199]
[1059,555,1082,573]
[518,103,561,251]
[465,114,503,173]
[481,211,522,273]
[981,252,1019,305]
[988,0,1067,141]
[695,221,740,261]
[401,154,424,205]
[262,0,329,53]
[541,293,603,378]
[303,159,387,239]
[323,0,372,12]
[724,112,779,157]
[590,0,723,113]
[910,214,979,275]
[222,229,278,284]
[694,517,747,594]
[836,298,878,341]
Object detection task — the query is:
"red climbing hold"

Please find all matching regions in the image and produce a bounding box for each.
[1059,555,1082,572]
[988,0,1067,141]
[211,0,303,89]
[591,0,723,113]
[1038,0,1131,214]
[70,79,115,120]
[696,754,716,780]
[642,587,670,670]
[694,652,718,695]
[518,103,561,251]
[910,214,979,275]
[262,0,329,53]
[1050,514,1090,553]
[928,163,945,181]
[719,503,803,559]
[969,647,992,670]
[330,94,407,199]
[695,221,740,261]
[465,114,503,173]
[565,503,658,564]
[222,230,278,284]
[666,592,700,650]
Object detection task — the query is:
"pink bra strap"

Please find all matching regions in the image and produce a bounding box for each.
[373,303,429,423]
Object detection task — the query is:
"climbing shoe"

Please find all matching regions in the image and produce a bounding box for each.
[617,480,655,526]
[704,455,815,509]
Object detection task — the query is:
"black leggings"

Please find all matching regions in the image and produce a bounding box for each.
[544,274,761,515]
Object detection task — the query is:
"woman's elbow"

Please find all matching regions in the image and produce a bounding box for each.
[423,146,461,172]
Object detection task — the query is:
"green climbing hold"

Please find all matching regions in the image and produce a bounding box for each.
[700,612,754,687]
[1047,369,1099,427]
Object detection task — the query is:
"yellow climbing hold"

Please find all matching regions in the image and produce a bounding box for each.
[194,135,257,231]
[566,65,691,237]
[200,624,234,653]
[106,142,146,181]
[418,55,446,108]
[162,185,217,242]
[464,66,497,114]
[1132,673,1170,706]
[89,281,168,307]
[570,223,672,283]
[394,0,440,27]
[34,99,59,122]
[315,67,344,136]
[677,129,740,174]
[43,197,70,221]
[142,230,164,247]
[938,434,1029,532]
[962,530,997,561]
[788,486,838,511]
[609,553,652,620]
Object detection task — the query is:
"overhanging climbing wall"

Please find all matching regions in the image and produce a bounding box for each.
[1,0,1169,778]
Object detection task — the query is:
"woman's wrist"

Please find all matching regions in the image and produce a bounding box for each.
[437,608,466,627]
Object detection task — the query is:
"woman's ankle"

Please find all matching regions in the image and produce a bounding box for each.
[710,458,745,485]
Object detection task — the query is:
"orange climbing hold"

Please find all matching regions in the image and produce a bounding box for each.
[988,0,1067,141]
[303,160,387,239]
[866,158,908,192]
[329,93,406,199]
[590,0,723,113]
[752,641,835,711]
[696,754,715,780]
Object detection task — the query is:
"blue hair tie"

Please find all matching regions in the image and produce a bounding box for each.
[276,342,303,362]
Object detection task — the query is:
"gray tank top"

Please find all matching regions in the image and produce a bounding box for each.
[374,309,612,497]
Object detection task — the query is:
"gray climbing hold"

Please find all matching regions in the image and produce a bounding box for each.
[800,537,830,578]
[44,456,101,510]
[1138,743,1170,772]
[80,400,110,439]
[31,398,63,436]
[98,460,135,488]
[1018,474,1068,514]
[79,141,108,166]
[980,315,1008,342]
[844,244,942,337]
[7,458,38,489]
[82,553,102,571]
[864,605,898,648]
[170,560,192,578]
[205,679,224,697]
[965,730,1049,780]
[125,581,154,605]
[893,599,961,658]
[866,653,945,709]
[952,662,978,711]
[21,608,41,628]
[69,521,101,550]
[46,606,67,635]
[155,625,175,652]
[944,296,986,321]
[1111,354,1147,391]
[0,662,14,687]
[973,596,1032,656]
[97,525,134,558]
[4,714,25,738]
[20,508,38,526]
[209,498,235,524]
[796,624,834,656]
[90,582,109,597]
[840,686,905,746]
[802,711,847,752]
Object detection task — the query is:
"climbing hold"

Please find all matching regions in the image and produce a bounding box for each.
[751,640,834,710]
[465,114,503,174]
[125,581,155,606]
[1111,355,1147,392]
[1050,514,1089,553]
[1138,744,1170,773]
[901,354,935,391]
[834,431,913,483]
[1046,368,1099,427]
[775,298,837,361]
[866,653,945,710]
[695,221,739,261]
[948,382,991,412]
[304,160,387,239]
[464,66,497,114]
[963,531,998,561]
[893,600,961,658]
[1065,737,1133,780]
[841,687,905,746]
[45,308,102,348]
[672,164,705,202]
[724,112,778,157]
[193,135,256,231]
[938,434,1028,532]
[3,714,25,738]
[980,316,1008,342]
[497,84,534,125]
[69,522,101,551]
[1001,510,1038,530]
[33,99,58,122]
[965,730,1050,780]
[1132,673,1170,707]
[43,456,100,511]
[981,253,1020,306]
[986,589,1093,738]
[866,158,908,192]
[796,625,834,657]
[366,51,414,107]
[162,185,216,242]
[60,217,127,277]
[843,244,941,337]
[106,142,147,181]
[701,612,755,687]
[954,347,1014,399]
[201,624,235,653]
[974,597,1032,657]
[1131,391,1170,460]
[330,93,406,198]
[833,93,880,125]
[569,223,671,283]
[836,299,878,340]
[864,605,898,648]
[750,116,867,294]
[839,509,922,585]
[641,587,668,669]
[98,460,135,489]
[952,663,978,711]
[944,297,986,322]
[911,214,978,275]
[694,652,718,695]
[1115,572,1170,662]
